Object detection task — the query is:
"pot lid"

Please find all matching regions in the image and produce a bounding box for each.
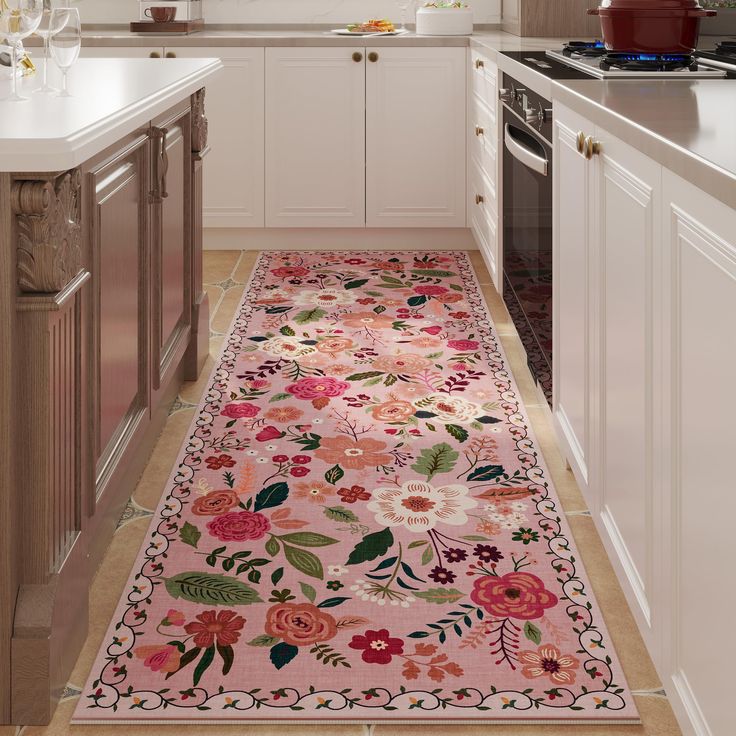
[598,0,704,8]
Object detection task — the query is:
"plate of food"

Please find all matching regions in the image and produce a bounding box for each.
[331,19,408,36]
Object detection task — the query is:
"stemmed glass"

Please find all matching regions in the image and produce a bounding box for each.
[34,0,65,94]
[0,0,44,102]
[49,6,80,97]
[395,0,415,31]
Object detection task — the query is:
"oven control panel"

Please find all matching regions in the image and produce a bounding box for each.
[499,74,553,143]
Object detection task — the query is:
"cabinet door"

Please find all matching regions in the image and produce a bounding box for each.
[660,171,736,736]
[265,47,365,227]
[552,104,593,490]
[593,126,662,655]
[151,103,192,392]
[79,46,164,58]
[366,47,466,227]
[170,47,265,227]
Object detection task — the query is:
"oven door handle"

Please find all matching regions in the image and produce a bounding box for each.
[504,123,549,177]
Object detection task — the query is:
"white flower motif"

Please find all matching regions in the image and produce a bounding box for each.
[367,480,477,533]
[328,565,349,577]
[293,288,356,309]
[414,393,482,425]
[260,336,317,358]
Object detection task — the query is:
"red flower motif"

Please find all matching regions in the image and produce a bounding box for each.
[344,258,367,265]
[447,339,479,351]
[256,425,285,442]
[134,644,181,673]
[349,629,404,664]
[356,297,376,305]
[421,325,443,335]
[413,285,449,296]
[205,454,236,470]
[272,454,289,463]
[220,402,261,419]
[449,311,470,319]
[290,466,310,477]
[292,455,312,464]
[191,490,239,516]
[470,572,558,620]
[286,376,350,400]
[184,610,246,648]
[337,485,371,503]
[206,511,271,541]
[271,266,309,278]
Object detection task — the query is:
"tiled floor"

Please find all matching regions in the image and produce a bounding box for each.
[6,250,682,736]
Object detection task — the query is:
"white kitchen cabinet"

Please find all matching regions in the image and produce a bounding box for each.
[659,171,736,736]
[265,47,366,227]
[171,47,265,228]
[366,47,466,227]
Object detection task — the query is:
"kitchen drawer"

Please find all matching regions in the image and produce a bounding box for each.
[469,156,497,216]
[469,102,497,185]
[471,90,497,134]
[469,165,499,283]
[470,49,497,111]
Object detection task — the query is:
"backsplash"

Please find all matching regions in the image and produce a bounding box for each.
[76,0,502,25]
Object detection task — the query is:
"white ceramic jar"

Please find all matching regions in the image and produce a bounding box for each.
[415,6,474,35]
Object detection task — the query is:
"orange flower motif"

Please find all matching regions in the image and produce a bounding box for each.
[314,436,393,471]
[316,337,355,354]
[519,644,580,684]
[191,490,239,516]
[265,603,337,647]
[369,400,416,423]
[293,480,335,503]
[341,311,395,330]
[411,336,442,348]
[264,406,304,423]
[371,354,433,375]
[471,572,558,620]
[134,644,181,673]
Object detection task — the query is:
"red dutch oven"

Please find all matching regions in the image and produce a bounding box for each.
[588,0,717,54]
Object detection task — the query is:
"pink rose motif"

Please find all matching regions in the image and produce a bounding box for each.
[421,326,443,336]
[447,339,479,351]
[207,511,272,542]
[286,376,350,400]
[413,285,449,296]
[163,609,186,626]
[470,572,558,620]
[271,266,309,278]
[256,425,285,442]
[220,402,261,419]
[134,644,181,674]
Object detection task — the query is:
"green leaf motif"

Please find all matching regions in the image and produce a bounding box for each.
[279,532,338,547]
[193,645,215,686]
[410,269,457,277]
[445,424,469,443]
[217,643,234,676]
[283,544,324,579]
[164,572,262,606]
[421,545,434,566]
[344,370,384,382]
[294,308,327,325]
[179,521,201,549]
[248,634,280,647]
[270,642,299,670]
[323,505,359,523]
[269,392,291,403]
[467,464,505,482]
[317,596,350,608]
[265,536,280,556]
[344,278,369,289]
[279,325,296,336]
[324,464,345,485]
[346,528,394,566]
[300,581,317,602]
[411,442,459,480]
[524,621,542,645]
[414,588,466,604]
[254,482,289,512]
[271,566,284,585]
[407,295,427,307]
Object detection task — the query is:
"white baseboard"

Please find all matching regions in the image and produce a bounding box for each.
[203,227,477,251]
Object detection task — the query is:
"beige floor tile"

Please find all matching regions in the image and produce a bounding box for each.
[0,726,18,735]
[131,409,196,510]
[232,250,260,284]
[480,285,516,335]
[210,285,245,334]
[205,283,224,315]
[203,250,241,285]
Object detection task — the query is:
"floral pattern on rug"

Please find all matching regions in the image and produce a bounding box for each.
[74,252,638,723]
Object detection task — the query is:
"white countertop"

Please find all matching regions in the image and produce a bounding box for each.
[0,57,222,172]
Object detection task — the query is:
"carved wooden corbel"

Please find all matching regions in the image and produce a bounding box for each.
[12,169,82,293]
[191,87,208,153]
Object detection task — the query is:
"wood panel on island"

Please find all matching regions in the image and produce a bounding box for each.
[4,88,210,725]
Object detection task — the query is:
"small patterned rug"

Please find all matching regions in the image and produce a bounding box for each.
[74,251,638,724]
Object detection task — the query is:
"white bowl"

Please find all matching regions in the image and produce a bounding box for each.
[415,7,474,36]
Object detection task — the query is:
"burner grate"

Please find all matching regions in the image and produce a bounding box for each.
[600,52,697,72]
[715,41,736,56]
[562,40,606,58]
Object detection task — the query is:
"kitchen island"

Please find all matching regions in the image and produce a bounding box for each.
[0,56,221,725]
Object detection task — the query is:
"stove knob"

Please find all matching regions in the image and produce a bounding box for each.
[514,87,526,101]
[543,108,553,124]
[499,87,513,104]
[524,107,542,125]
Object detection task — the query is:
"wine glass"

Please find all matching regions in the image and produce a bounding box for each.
[49,6,80,97]
[34,0,65,94]
[395,0,414,31]
[0,0,44,102]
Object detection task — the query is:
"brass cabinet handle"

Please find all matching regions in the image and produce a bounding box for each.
[149,51,161,58]
[475,58,484,69]
[165,51,176,58]
[352,51,363,62]
[576,130,586,154]
[583,135,601,160]
[151,127,169,201]
[475,125,484,137]
[475,193,484,205]
[368,51,379,63]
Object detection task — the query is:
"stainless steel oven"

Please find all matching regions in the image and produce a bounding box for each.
[501,72,553,406]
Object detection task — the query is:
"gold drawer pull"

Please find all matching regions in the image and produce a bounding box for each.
[576,131,586,154]
[149,51,161,58]
[352,51,363,62]
[165,51,176,58]
[475,58,484,69]
[368,51,379,63]
[475,125,484,137]
[583,135,601,160]
[475,193,484,205]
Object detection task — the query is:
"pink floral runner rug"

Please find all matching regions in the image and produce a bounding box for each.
[74,251,638,725]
